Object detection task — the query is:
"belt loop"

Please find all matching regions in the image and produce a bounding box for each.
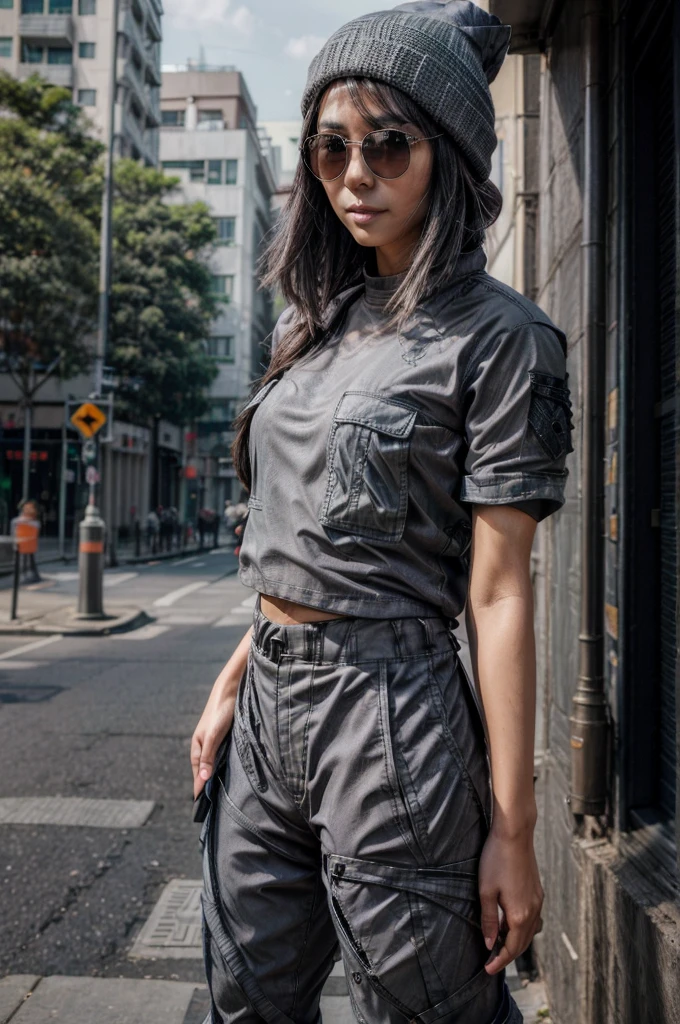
[417,617,434,654]
[269,636,284,664]
[445,619,461,653]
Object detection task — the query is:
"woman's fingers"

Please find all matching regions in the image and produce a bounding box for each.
[480,889,500,951]
[484,910,542,975]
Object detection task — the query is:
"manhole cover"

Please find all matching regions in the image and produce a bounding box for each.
[0,797,155,828]
[130,879,203,959]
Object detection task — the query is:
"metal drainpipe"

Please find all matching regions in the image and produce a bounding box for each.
[569,0,610,816]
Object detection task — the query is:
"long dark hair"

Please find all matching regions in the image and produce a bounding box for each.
[232,76,502,490]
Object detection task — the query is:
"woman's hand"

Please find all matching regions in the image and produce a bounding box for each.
[190,688,238,799]
[478,825,544,974]
[191,626,253,798]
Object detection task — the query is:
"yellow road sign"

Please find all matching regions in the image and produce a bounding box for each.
[70,402,107,439]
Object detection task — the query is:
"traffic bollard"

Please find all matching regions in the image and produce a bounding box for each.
[77,503,105,619]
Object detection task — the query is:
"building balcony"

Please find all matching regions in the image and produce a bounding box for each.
[18,14,74,43]
[18,61,73,87]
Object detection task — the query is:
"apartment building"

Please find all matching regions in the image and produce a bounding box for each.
[0,0,161,165]
[160,66,276,508]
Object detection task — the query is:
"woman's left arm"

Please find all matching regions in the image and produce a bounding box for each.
[465,503,544,975]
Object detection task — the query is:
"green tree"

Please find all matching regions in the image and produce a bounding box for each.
[110,160,219,425]
[0,72,103,408]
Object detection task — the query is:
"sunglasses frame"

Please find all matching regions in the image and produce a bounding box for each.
[301,129,444,182]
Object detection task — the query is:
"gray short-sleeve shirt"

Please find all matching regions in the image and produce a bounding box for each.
[238,246,573,619]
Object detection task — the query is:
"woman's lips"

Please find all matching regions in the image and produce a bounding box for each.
[347,210,385,224]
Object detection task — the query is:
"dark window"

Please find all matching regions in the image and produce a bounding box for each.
[161,159,204,181]
[48,0,72,11]
[198,109,222,122]
[627,4,677,831]
[78,0,95,13]
[22,42,43,62]
[0,37,11,57]
[207,336,234,361]
[0,0,13,8]
[77,88,96,105]
[207,160,223,185]
[78,42,95,58]
[21,0,43,12]
[161,109,185,127]
[225,159,238,185]
[214,216,236,245]
[47,46,72,64]
[211,275,234,299]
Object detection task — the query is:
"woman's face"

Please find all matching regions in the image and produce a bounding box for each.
[314,81,435,275]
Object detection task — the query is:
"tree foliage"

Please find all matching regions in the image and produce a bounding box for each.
[110,161,219,425]
[0,72,103,398]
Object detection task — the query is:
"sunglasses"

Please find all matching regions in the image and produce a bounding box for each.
[301,129,443,182]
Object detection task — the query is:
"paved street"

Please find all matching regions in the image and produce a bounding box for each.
[0,554,550,1023]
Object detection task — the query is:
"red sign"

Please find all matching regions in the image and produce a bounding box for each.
[5,450,48,461]
[185,465,198,479]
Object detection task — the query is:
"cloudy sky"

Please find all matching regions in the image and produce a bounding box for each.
[161,0,383,121]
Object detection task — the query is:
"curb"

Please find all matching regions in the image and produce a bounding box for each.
[0,607,151,637]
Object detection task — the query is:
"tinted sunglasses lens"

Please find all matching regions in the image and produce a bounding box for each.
[362,130,410,178]
[306,135,347,180]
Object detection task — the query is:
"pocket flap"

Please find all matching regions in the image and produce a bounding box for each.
[333,391,418,437]
[242,378,279,412]
[328,853,479,904]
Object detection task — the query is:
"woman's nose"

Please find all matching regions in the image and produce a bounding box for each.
[343,143,374,189]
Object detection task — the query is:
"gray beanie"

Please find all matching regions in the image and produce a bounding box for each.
[301,1,512,182]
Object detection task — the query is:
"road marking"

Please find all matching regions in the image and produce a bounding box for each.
[0,797,154,828]
[193,562,206,567]
[44,572,79,582]
[157,615,208,626]
[129,879,203,959]
[115,624,170,641]
[213,616,240,627]
[210,548,228,555]
[104,572,139,588]
[153,582,209,608]
[0,635,63,662]
[0,661,40,670]
[171,556,200,567]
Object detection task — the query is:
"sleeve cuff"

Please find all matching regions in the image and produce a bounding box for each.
[461,472,567,521]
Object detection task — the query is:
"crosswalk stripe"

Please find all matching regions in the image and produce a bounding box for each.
[115,624,171,641]
[153,582,209,607]
[0,635,63,661]
[103,572,139,588]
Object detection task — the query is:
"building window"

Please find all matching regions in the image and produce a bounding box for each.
[239,114,248,128]
[48,46,72,64]
[0,0,13,8]
[22,42,43,62]
[21,0,42,11]
[78,0,95,13]
[161,109,184,127]
[49,0,72,11]
[210,398,239,423]
[207,160,223,185]
[214,216,236,245]
[161,160,204,181]
[78,42,95,58]
[207,336,234,361]
[198,109,222,123]
[225,159,238,185]
[77,88,96,105]
[211,275,234,300]
[0,37,11,57]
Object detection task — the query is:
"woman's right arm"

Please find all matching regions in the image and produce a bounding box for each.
[191,625,253,798]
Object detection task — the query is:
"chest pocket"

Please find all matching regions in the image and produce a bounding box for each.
[320,391,417,543]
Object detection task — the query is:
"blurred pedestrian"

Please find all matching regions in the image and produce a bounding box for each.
[145,508,159,554]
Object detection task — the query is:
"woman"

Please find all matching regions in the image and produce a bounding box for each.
[191,3,574,1022]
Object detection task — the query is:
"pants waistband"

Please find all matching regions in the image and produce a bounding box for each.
[252,595,460,665]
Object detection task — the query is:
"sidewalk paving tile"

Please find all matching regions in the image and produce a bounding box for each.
[0,976,40,1024]
[6,977,197,1024]
[0,797,154,828]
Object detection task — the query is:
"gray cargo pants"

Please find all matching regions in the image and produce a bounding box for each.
[200,598,524,1024]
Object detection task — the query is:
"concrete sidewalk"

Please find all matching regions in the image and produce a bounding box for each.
[0,579,146,636]
[0,967,551,1024]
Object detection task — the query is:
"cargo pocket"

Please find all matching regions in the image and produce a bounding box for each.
[325,853,488,1020]
[526,370,575,461]
[320,391,417,543]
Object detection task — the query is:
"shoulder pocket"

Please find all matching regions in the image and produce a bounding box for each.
[527,370,575,462]
[320,391,417,543]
